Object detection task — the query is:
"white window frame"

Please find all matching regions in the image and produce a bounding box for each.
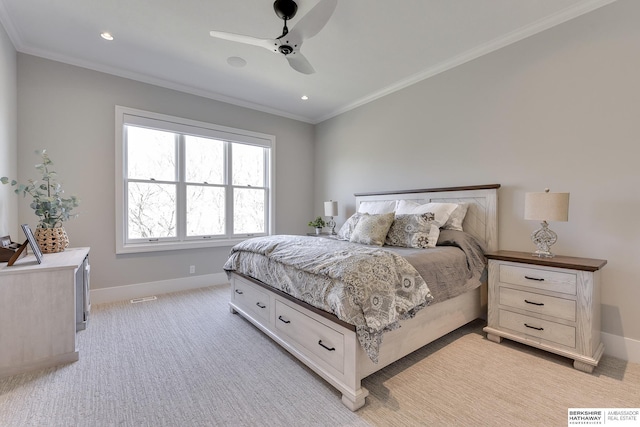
[115,106,275,254]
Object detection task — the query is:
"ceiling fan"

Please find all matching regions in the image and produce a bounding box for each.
[209,0,337,74]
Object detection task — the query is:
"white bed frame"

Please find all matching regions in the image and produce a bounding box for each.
[228,184,499,410]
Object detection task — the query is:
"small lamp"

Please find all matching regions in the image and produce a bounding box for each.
[324,200,338,235]
[524,189,569,258]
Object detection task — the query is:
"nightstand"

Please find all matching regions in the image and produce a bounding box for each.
[482,250,607,373]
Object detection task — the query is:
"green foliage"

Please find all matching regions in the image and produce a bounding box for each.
[1,150,80,229]
[308,216,325,228]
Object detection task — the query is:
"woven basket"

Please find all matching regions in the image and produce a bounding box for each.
[35,227,70,253]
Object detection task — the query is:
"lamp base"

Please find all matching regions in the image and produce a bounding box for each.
[531,250,555,258]
[530,221,557,258]
[327,217,336,235]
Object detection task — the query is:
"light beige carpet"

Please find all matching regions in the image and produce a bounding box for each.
[1,285,638,427]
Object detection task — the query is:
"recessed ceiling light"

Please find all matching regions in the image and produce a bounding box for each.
[301,95,309,100]
[100,32,114,41]
[227,56,247,68]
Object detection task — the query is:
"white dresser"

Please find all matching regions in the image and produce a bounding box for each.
[483,250,606,373]
[0,247,90,378]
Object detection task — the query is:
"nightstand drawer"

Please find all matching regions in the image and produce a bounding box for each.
[499,264,577,295]
[499,309,576,348]
[499,287,576,321]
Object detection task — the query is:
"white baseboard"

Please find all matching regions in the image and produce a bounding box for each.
[602,331,640,364]
[90,273,228,305]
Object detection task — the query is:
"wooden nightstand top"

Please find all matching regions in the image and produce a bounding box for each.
[306,233,338,238]
[485,250,607,272]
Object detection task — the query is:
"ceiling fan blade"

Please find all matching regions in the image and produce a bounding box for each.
[209,31,275,51]
[289,0,337,40]
[287,53,315,74]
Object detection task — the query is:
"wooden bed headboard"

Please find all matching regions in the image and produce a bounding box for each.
[354,184,500,252]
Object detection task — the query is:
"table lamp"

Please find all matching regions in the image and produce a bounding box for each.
[524,189,569,258]
[324,200,338,235]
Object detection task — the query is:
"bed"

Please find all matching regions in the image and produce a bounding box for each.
[224,184,500,410]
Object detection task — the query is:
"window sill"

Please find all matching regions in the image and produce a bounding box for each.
[115,238,249,254]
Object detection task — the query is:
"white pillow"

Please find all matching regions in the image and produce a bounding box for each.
[357,200,397,214]
[396,200,458,228]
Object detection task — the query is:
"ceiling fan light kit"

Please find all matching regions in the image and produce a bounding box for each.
[210,0,337,74]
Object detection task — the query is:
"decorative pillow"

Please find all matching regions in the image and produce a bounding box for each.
[385,213,440,249]
[357,200,397,214]
[336,212,364,241]
[443,203,469,231]
[350,212,395,246]
[396,200,458,228]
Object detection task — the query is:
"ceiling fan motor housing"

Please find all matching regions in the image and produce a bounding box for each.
[273,0,298,20]
[278,45,293,55]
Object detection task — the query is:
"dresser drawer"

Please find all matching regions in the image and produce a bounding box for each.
[499,287,576,321]
[499,264,577,295]
[499,309,576,348]
[275,300,345,372]
[232,279,270,322]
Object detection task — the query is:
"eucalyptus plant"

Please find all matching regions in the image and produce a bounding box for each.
[1,150,80,229]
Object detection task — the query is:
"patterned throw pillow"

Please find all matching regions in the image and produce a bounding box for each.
[396,200,458,228]
[349,212,395,246]
[385,213,440,249]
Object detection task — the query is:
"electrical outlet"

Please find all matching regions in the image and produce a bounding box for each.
[189,265,195,274]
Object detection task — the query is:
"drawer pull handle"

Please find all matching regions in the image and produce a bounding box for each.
[524,299,544,306]
[278,315,291,324]
[524,323,544,331]
[524,276,544,282]
[235,289,244,295]
[256,302,266,309]
[318,340,335,351]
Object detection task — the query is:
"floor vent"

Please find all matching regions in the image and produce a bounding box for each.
[130,296,157,304]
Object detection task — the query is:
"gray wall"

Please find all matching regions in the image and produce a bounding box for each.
[315,0,640,341]
[0,20,17,238]
[15,55,315,290]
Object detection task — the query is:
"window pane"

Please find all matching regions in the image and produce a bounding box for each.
[232,143,264,187]
[186,185,225,236]
[234,188,265,234]
[128,182,177,239]
[127,126,176,181]
[185,136,224,184]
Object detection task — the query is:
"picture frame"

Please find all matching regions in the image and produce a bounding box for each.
[21,224,43,264]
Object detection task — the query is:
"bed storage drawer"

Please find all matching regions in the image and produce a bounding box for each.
[275,300,345,372]
[232,278,270,322]
[499,264,577,295]
[498,309,576,348]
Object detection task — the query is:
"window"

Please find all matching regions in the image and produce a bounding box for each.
[115,106,275,254]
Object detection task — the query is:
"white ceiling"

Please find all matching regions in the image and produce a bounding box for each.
[0,0,616,124]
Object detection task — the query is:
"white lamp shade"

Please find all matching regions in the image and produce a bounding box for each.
[324,200,338,217]
[524,191,569,222]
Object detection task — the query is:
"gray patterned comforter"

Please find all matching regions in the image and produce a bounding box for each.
[224,232,485,363]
